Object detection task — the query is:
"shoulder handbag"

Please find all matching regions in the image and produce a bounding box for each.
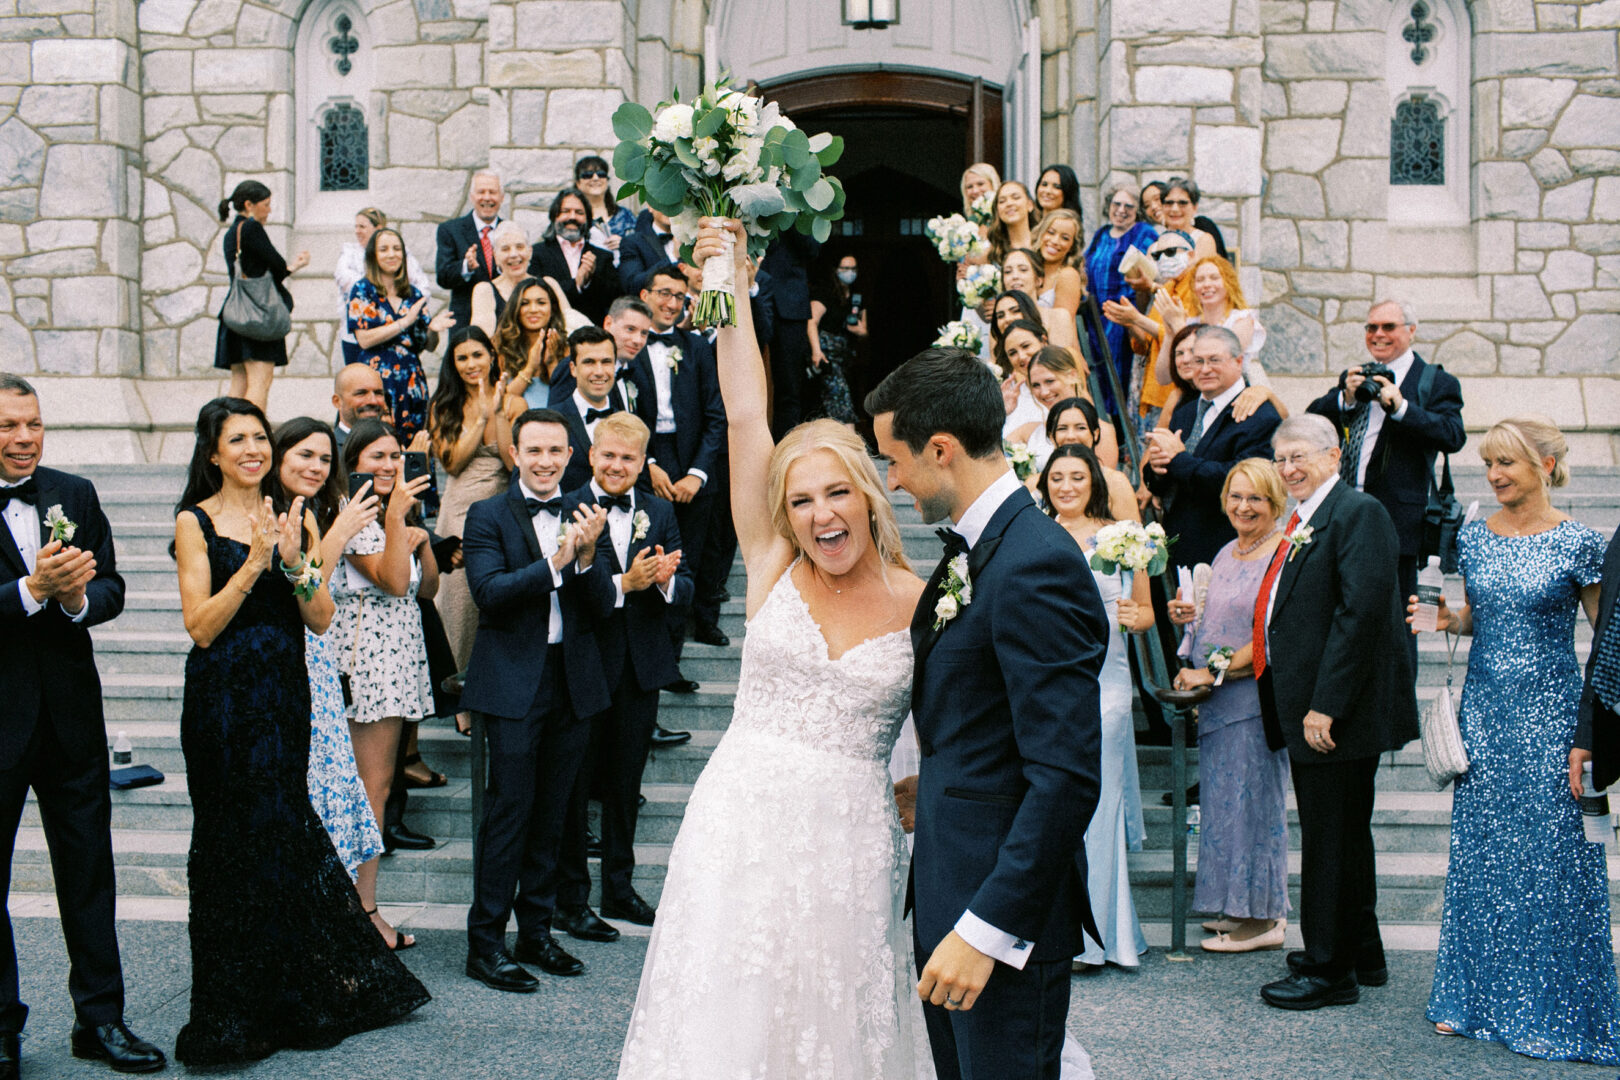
[338,594,365,709]
[220,219,293,342]
[1420,628,1469,788]
[1416,362,1465,574]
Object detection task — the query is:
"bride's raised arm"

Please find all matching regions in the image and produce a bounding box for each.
[694,218,789,576]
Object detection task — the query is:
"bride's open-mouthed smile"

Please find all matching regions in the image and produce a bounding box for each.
[785,449,871,576]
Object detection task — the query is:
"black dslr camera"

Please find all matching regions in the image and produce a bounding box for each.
[1353,362,1397,403]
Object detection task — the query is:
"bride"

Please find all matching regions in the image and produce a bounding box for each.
[616,222,926,1077]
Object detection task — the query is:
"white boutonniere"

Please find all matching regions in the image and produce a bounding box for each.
[632,509,650,543]
[620,377,639,410]
[556,520,571,546]
[666,346,682,376]
[933,553,973,631]
[1286,524,1315,562]
[44,504,77,543]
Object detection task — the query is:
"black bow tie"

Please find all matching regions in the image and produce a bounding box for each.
[526,496,564,518]
[585,407,615,423]
[649,332,681,348]
[936,527,969,558]
[0,478,38,509]
[597,493,632,513]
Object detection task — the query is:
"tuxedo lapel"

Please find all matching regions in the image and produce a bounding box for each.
[0,516,24,577]
[30,470,61,549]
[1194,402,1233,457]
[1273,483,1343,618]
[506,484,544,564]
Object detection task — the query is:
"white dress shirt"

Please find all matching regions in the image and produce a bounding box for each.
[462,215,501,280]
[518,478,567,643]
[589,480,677,609]
[1339,349,1414,489]
[1264,472,1339,634]
[644,336,707,488]
[2,476,86,620]
[946,468,1039,970]
[558,236,586,280]
[573,390,610,442]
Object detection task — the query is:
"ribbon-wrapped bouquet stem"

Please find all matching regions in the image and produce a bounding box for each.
[612,78,847,329]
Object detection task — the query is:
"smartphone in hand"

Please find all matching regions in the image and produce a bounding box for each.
[402,451,431,487]
[348,472,374,501]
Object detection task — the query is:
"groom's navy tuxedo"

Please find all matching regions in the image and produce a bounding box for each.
[910,476,1107,1079]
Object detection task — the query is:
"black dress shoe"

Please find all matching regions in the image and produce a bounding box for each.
[556,905,621,943]
[691,623,730,647]
[70,1020,167,1073]
[1285,950,1387,986]
[466,948,539,993]
[663,679,700,696]
[512,935,584,977]
[383,823,435,852]
[585,828,602,858]
[600,892,657,926]
[651,725,692,747]
[0,1033,18,1080]
[1260,972,1359,1010]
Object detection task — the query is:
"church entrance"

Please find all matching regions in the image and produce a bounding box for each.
[762,71,1005,403]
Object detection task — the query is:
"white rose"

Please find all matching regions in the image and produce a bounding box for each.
[693,135,720,162]
[652,103,695,142]
[935,594,959,622]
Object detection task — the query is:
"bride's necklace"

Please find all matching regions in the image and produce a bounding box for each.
[1234,526,1279,556]
[811,562,845,595]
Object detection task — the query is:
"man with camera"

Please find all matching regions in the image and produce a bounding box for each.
[1306,299,1464,667]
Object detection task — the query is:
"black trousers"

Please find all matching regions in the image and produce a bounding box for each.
[917,944,1069,1080]
[1397,553,1418,676]
[0,714,125,1034]
[693,462,735,632]
[558,678,660,910]
[467,648,588,955]
[1290,755,1385,979]
[769,318,809,440]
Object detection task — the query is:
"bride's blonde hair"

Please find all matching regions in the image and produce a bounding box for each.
[765,419,911,572]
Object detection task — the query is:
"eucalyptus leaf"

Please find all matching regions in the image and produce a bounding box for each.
[780,185,809,213]
[811,215,832,243]
[807,132,833,153]
[726,182,787,218]
[790,161,821,191]
[611,102,654,143]
[672,138,702,169]
[781,129,812,169]
[694,106,726,138]
[814,135,844,168]
[643,161,689,209]
[613,141,647,183]
[804,177,835,212]
[771,209,798,232]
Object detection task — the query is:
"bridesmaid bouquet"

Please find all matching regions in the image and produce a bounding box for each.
[1003,440,1035,481]
[956,264,1002,308]
[611,77,847,328]
[1089,521,1173,577]
[933,320,983,353]
[925,213,986,263]
[968,190,996,226]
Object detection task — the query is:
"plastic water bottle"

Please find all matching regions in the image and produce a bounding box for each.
[1186,805,1201,857]
[111,730,133,767]
[1412,556,1444,633]
[1580,762,1612,846]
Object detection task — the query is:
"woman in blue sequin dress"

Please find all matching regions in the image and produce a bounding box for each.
[1418,417,1617,1064]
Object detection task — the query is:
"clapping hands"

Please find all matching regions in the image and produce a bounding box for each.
[623,546,682,593]
[554,504,608,569]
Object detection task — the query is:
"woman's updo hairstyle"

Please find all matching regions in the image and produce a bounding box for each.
[218,180,272,223]
[1479,415,1570,488]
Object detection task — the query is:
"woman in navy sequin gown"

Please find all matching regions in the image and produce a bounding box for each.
[1417,417,1617,1064]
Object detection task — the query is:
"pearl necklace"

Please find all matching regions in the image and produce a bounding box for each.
[1234,526,1279,556]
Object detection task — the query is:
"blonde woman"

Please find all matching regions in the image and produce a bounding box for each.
[1032,208,1086,317]
[618,218,926,1077]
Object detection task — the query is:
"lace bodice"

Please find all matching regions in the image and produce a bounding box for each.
[729,563,914,765]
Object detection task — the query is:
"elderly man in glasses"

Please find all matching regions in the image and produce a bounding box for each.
[1305,298,1465,665]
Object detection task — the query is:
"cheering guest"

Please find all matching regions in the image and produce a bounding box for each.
[0,376,166,1077]
[173,399,427,1065]
[435,171,505,329]
[270,418,385,879]
[529,188,620,326]
[1158,255,1267,390]
[1024,347,1118,467]
[1168,459,1291,953]
[214,180,309,411]
[1037,394,1136,522]
[1034,164,1083,217]
[992,316,1051,439]
[1086,183,1160,394]
[468,221,533,338]
[1256,414,1417,1011]
[1141,181,1168,226]
[348,227,455,444]
[960,162,1000,216]
[549,325,656,492]
[330,420,438,950]
[575,155,636,257]
[605,296,656,369]
[460,410,611,991]
[496,277,569,416]
[997,249,1084,357]
[332,362,388,456]
[558,412,692,937]
[336,208,431,366]
[1032,209,1085,317]
[1415,418,1618,1063]
[986,180,1039,265]
[1145,326,1281,570]
[1160,178,1224,261]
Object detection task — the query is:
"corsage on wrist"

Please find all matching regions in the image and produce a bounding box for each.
[278,554,324,601]
[1205,645,1235,686]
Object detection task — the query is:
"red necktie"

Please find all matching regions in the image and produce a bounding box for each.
[479,224,494,277]
[1251,510,1301,679]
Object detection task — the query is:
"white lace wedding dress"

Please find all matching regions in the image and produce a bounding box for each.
[618,562,920,1079]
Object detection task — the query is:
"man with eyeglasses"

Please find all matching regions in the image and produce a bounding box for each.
[1143,324,1282,569]
[1306,298,1464,665]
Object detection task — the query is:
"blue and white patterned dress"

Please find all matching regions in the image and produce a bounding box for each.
[305,627,383,879]
[1427,519,1620,1064]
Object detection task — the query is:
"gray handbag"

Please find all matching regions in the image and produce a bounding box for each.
[220,220,292,341]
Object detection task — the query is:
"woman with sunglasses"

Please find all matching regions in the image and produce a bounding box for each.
[1158,178,1221,262]
[574,155,636,260]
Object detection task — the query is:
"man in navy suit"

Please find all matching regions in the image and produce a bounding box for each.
[618,208,681,299]
[632,264,726,691]
[556,412,692,935]
[868,350,1107,1080]
[759,231,820,438]
[528,189,620,326]
[1145,324,1282,569]
[434,170,505,330]
[548,326,656,494]
[460,409,612,993]
[0,376,167,1076]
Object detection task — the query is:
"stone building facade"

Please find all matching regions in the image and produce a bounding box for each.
[0,0,1614,462]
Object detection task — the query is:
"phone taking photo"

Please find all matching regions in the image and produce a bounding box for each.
[348,472,374,501]
[402,451,431,487]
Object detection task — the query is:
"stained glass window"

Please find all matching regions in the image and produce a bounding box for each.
[319,102,368,191]
[1390,96,1444,186]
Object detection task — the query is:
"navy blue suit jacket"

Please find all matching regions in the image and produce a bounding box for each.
[631,327,727,484]
[618,217,673,299]
[584,489,693,694]
[1148,392,1282,569]
[528,237,620,326]
[0,467,123,770]
[434,212,499,329]
[759,231,820,322]
[1577,530,1620,789]
[910,488,1108,964]
[546,373,659,494]
[460,478,613,721]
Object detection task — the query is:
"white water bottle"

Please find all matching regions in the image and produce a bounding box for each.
[111,730,133,767]
[1412,556,1444,633]
[1580,762,1612,846]
[1186,805,1201,857]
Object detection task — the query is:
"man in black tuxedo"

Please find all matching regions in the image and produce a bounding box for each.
[758,231,820,438]
[868,351,1107,1080]
[1255,414,1418,1010]
[557,412,692,936]
[1145,324,1282,569]
[332,363,388,458]
[528,188,620,326]
[460,409,612,993]
[618,208,681,299]
[547,326,656,493]
[0,376,167,1076]
[632,264,726,693]
[1307,299,1466,666]
[435,170,505,330]
[1574,530,1620,795]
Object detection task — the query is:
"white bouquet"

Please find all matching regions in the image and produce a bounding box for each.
[1003,440,1035,481]
[613,77,846,328]
[956,264,1002,308]
[925,213,987,264]
[933,320,983,353]
[1089,520,1173,577]
[968,190,996,226]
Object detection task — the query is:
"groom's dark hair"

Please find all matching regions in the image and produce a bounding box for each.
[863,347,1004,459]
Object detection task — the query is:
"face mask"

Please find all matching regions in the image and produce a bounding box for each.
[1155,252,1189,278]
[836,269,857,286]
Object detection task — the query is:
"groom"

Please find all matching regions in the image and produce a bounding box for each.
[868,349,1108,1080]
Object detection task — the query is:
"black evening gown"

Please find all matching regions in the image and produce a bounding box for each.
[175,507,429,1067]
